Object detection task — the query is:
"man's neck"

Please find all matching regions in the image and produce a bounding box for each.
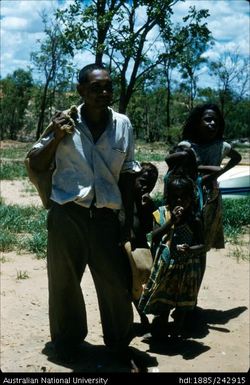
[81,105,109,142]
[82,105,109,123]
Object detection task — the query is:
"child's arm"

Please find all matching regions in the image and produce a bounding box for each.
[176,243,205,255]
[165,151,189,168]
[200,148,242,184]
[151,206,182,245]
[176,216,205,255]
[139,194,156,233]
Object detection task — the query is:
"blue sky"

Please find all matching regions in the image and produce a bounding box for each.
[0,0,249,88]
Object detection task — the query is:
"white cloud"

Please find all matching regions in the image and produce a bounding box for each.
[0,0,249,87]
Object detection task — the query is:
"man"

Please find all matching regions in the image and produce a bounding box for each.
[27,63,141,367]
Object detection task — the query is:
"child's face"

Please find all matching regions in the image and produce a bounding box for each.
[168,186,192,211]
[199,109,219,142]
[135,171,156,195]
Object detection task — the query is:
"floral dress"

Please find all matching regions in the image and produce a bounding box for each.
[139,206,202,315]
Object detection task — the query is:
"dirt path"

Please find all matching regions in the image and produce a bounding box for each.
[1,177,249,375]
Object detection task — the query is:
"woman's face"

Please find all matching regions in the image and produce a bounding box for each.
[199,109,219,142]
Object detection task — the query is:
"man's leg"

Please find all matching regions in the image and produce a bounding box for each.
[88,209,134,350]
[47,203,88,358]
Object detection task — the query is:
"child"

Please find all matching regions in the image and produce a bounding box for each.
[179,103,242,251]
[139,175,205,338]
[132,162,158,329]
[133,162,159,248]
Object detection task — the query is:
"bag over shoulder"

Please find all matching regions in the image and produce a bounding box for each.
[24,106,78,209]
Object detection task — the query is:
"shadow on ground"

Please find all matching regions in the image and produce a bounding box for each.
[137,306,247,360]
[42,341,158,373]
[42,306,246,371]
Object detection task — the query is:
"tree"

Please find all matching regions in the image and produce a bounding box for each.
[0,69,33,140]
[177,7,212,111]
[159,6,211,138]
[209,49,250,117]
[56,0,181,113]
[31,13,75,139]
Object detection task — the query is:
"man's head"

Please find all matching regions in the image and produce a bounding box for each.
[77,63,113,109]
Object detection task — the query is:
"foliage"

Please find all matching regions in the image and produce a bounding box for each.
[209,50,250,118]
[56,0,211,114]
[30,13,76,139]
[0,69,33,140]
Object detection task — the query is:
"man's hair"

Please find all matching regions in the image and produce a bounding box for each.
[182,103,225,142]
[78,63,109,84]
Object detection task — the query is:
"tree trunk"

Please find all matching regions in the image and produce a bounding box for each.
[36,82,49,140]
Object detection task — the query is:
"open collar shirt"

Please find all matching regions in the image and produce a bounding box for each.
[33,104,140,209]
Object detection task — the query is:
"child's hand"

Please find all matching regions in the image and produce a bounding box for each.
[176,243,190,253]
[171,206,184,223]
[141,193,152,206]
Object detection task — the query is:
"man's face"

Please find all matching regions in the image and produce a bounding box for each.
[78,69,113,109]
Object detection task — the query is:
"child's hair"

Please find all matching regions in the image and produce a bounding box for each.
[165,175,196,207]
[182,103,225,142]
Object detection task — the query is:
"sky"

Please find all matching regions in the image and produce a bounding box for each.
[0,0,249,88]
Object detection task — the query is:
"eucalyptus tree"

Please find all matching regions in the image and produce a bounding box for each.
[0,69,33,140]
[176,6,212,111]
[56,0,180,113]
[209,49,250,117]
[31,13,75,139]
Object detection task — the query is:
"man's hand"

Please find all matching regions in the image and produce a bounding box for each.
[51,111,75,140]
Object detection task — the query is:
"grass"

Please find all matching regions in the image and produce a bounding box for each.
[0,140,249,260]
[222,197,250,243]
[0,203,47,258]
[1,161,27,179]
[16,270,30,280]
[1,196,249,260]
[1,143,31,160]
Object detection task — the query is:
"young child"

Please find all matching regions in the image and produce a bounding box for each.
[132,162,158,329]
[179,103,242,251]
[133,162,159,248]
[139,175,205,338]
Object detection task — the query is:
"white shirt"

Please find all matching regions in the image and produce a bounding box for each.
[33,105,140,209]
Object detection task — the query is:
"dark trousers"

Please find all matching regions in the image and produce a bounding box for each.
[47,202,134,351]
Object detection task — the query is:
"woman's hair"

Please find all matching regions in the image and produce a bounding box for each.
[78,63,108,84]
[165,175,196,207]
[182,103,225,142]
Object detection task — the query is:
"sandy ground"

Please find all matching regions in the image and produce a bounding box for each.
[1,170,249,376]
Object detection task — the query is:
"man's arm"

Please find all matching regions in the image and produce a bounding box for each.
[118,172,136,245]
[28,113,72,172]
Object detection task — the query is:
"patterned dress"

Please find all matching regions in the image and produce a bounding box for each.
[178,139,232,250]
[139,206,202,315]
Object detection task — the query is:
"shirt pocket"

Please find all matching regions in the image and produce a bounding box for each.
[110,147,126,176]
